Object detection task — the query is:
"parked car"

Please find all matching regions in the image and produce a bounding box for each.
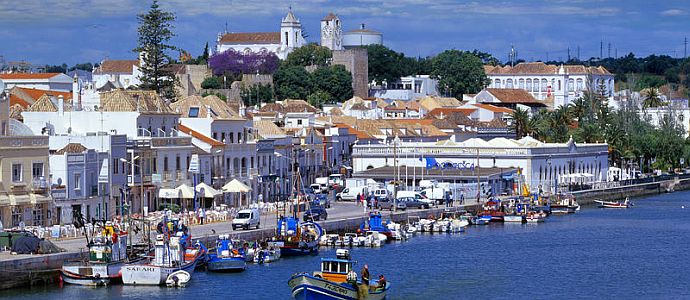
[377,198,407,211]
[314,194,332,208]
[397,191,435,207]
[373,188,390,201]
[232,209,261,230]
[398,196,431,209]
[303,206,328,221]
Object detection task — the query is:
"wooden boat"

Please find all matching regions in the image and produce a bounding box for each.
[359,212,392,240]
[121,234,202,285]
[526,212,546,223]
[288,249,390,300]
[551,194,580,214]
[272,216,322,257]
[207,235,246,272]
[60,222,135,286]
[165,270,191,288]
[254,241,282,264]
[595,198,632,208]
[503,215,526,223]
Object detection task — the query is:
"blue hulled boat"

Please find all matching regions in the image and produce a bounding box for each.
[272,216,323,257]
[206,235,246,272]
[359,212,392,240]
[288,249,390,300]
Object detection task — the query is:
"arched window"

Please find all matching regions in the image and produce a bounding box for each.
[241,158,247,177]
[558,80,561,91]
[506,79,513,88]
[233,158,240,176]
[533,78,540,92]
[243,48,251,55]
[518,79,525,89]
[576,78,584,91]
[526,79,532,91]
[494,79,500,88]
[540,79,547,92]
[284,32,289,46]
[568,79,574,92]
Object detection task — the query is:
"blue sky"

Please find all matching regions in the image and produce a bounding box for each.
[1,0,689,66]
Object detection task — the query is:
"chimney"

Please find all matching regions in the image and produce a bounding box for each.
[58,95,64,115]
[206,105,212,118]
[72,73,81,111]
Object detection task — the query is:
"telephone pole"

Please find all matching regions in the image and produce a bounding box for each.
[608,42,611,58]
[577,46,580,61]
[567,47,571,61]
[685,37,688,58]
[600,40,603,59]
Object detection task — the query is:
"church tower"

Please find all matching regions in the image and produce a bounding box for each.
[280,9,304,58]
[320,12,342,51]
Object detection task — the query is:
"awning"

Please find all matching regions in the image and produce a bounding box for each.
[222,179,251,193]
[175,184,196,199]
[10,195,30,206]
[159,188,178,198]
[195,182,221,198]
[29,194,51,204]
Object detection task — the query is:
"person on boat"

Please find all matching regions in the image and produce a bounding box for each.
[361,264,370,286]
[375,274,387,291]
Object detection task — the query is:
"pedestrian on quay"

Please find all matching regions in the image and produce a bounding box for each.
[445,192,451,207]
[363,197,368,213]
[198,207,205,225]
[460,194,465,205]
[357,192,361,206]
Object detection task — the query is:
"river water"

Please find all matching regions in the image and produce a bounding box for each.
[5,191,690,299]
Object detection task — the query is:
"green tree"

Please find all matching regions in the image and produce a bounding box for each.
[642,88,663,109]
[241,83,274,106]
[201,76,222,89]
[366,44,407,85]
[312,65,353,103]
[273,65,313,100]
[430,50,488,98]
[283,43,332,67]
[307,90,331,109]
[510,107,531,139]
[133,0,179,100]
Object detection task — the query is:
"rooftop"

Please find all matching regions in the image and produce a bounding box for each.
[219,32,281,45]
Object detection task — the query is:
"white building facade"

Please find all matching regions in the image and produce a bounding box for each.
[215,11,305,59]
[485,62,614,109]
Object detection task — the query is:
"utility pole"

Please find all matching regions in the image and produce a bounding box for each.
[567,47,571,61]
[685,37,688,58]
[608,42,611,58]
[577,46,580,61]
[600,40,603,59]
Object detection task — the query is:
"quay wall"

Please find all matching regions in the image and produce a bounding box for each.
[573,177,690,205]
[0,252,83,290]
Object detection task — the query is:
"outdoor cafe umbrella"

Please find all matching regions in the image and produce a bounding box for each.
[176,183,196,210]
[222,179,252,207]
[196,182,221,208]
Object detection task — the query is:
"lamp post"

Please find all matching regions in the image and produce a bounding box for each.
[393,135,401,212]
[547,155,553,194]
[120,156,144,217]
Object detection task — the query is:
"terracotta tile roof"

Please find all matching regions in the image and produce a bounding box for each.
[254,120,286,138]
[472,103,514,114]
[178,124,224,147]
[350,103,369,110]
[484,88,541,104]
[485,62,612,75]
[56,143,87,154]
[427,107,477,118]
[478,118,509,129]
[26,94,59,112]
[9,87,72,108]
[329,107,344,116]
[258,103,285,113]
[0,73,62,79]
[170,95,244,120]
[283,99,318,113]
[322,12,338,21]
[95,60,139,74]
[418,96,462,111]
[335,123,375,140]
[219,32,281,44]
[100,90,174,113]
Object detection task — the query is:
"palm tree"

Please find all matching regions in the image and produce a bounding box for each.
[570,97,588,122]
[510,107,531,139]
[642,88,663,109]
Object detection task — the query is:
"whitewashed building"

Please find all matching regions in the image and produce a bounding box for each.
[0,73,73,92]
[370,75,439,101]
[215,10,305,59]
[352,136,609,193]
[92,59,142,90]
[485,62,614,109]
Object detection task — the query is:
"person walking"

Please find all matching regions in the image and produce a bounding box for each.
[198,207,205,225]
[357,192,361,206]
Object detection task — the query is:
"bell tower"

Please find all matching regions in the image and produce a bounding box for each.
[320,12,342,51]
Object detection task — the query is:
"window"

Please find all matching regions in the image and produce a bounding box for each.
[568,79,574,92]
[576,78,584,91]
[113,158,119,174]
[11,207,21,227]
[518,79,525,89]
[189,107,200,118]
[74,173,82,190]
[297,119,303,125]
[494,79,500,88]
[32,162,44,178]
[526,79,532,91]
[164,157,169,172]
[230,132,235,143]
[176,155,181,171]
[285,32,289,46]
[11,164,22,182]
[153,157,158,173]
[541,79,547,92]
[238,133,243,143]
[506,79,513,88]
[221,133,225,143]
[213,132,218,140]
[558,80,561,91]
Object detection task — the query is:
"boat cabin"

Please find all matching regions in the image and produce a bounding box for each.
[361,212,388,232]
[317,249,355,283]
[277,216,300,237]
[89,223,128,263]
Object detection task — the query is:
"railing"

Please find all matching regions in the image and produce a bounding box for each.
[0,136,49,148]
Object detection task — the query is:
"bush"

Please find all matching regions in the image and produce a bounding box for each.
[201,76,222,89]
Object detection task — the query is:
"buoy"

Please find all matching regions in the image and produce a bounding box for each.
[682,206,685,209]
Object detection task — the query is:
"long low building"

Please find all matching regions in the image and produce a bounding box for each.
[352,136,609,193]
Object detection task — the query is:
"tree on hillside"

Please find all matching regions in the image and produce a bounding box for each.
[208,49,279,76]
[430,50,488,98]
[311,65,353,103]
[133,0,179,100]
[283,43,332,67]
[273,65,313,100]
[510,107,531,139]
[241,83,274,106]
[641,88,663,109]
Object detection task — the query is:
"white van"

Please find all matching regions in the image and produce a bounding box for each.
[396,191,435,206]
[232,209,260,230]
[336,186,368,201]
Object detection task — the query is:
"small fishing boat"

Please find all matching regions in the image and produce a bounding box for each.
[364,231,385,247]
[272,216,322,257]
[526,212,546,223]
[551,194,580,214]
[449,219,469,232]
[165,270,191,288]
[288,249,390,300]
[359,212,392,240]
[504,215,526,223]
[206,235,246,272]
[254,241,282,264]
[595,198,633,208]
[60,222,133,286]
[121,233,203,285]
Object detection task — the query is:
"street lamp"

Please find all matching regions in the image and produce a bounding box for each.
[120,156,145,217]
[393,135,401,212]
[547,155,553,194]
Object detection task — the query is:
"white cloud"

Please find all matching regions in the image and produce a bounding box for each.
[660,9,687,16]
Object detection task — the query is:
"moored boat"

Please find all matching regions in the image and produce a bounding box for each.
[595,198,632,208]
[206,235,246,272]
[503,215,526,223]
[288,249,390,300]
[165,270,191,288]
[121,233,202,285]
[272,216,322,257]
[359,212,392,240]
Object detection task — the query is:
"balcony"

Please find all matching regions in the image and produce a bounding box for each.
[31,177,49,194]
